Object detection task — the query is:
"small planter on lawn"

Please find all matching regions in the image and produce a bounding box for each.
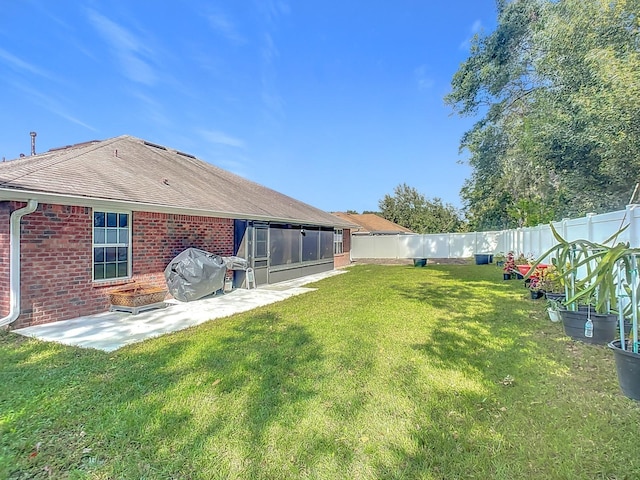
[474,253,493,265]
[547,308,561,322]
[530,290,543,300]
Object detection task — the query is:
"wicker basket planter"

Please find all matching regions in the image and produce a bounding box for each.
[109,284,168,314]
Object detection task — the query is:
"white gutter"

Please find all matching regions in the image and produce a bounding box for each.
[0,199,38,327]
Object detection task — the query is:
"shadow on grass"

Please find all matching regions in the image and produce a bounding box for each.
[1,312,326,479]
[4,264,637,479]
[370,264,581,478]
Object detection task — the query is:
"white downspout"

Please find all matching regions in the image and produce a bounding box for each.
[0,200,38,328]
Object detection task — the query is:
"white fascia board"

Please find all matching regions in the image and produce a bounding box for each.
[0,188,342,228]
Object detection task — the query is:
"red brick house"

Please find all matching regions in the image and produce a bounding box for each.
[0,135,354,329]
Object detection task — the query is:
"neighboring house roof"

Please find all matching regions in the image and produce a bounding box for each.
[332,212,414,234]
[0,135,352,228]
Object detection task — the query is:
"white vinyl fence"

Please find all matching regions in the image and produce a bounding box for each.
[351,204,640,261]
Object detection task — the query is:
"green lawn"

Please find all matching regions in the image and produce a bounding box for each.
[2,263,640,479]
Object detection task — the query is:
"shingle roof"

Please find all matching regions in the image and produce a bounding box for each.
[332,212,414,234]
[0,135,352,227]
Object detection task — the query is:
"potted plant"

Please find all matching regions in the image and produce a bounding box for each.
[546,297,562,322]
[503,252,516,280]
[527,224,625,345]
[539,263,565,302]
[608,252,640,400]
[494,252,506,267]
[528,265,546,299]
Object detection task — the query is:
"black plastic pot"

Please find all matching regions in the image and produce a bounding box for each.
[559,308,617,345]
[413,258,427,267]
[609,340,640,401]
[503,273,512,280]
[545,292,566,302]
[530,290,543,300]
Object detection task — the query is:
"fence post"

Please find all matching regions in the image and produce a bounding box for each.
[628,204,640,248]
[586,212,595,243]
[537,224,543,257]
[562,218,570,242]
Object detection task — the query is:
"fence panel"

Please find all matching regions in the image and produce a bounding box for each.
[398,235,427,258]
[423,234,451,257]
[350,205,640,261]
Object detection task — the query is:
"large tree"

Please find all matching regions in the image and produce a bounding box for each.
[378,184,466,233]
[447,0,640,229]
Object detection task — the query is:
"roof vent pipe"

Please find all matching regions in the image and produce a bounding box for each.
[0,199,38,328]
[30,131,37,155]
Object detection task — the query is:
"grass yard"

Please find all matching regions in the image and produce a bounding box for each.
[2,263,640,479]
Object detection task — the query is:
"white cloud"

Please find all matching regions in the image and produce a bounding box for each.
[199,129,246,149]
[258,0,291,25]
[9,81,96,131]
[127,90,171,127]
[0,47,56,80]
[86,9,157,85]
[206,12,246,45]
[260,33,284,121]
[261,32,279,64]
[460,19,485,50]
[415,65,434,90]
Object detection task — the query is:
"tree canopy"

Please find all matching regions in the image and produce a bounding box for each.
[378,184,466,233]
[447,0,640,230]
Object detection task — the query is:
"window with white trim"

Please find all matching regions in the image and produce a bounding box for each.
[93,211,130,281]
[334,229,344,254]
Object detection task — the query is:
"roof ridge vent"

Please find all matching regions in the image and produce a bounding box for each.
[143,141,167,150]
[47,140,101,152]
[175,150,196,159]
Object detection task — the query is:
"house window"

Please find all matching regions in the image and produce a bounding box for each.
[93,211,130,281]
[334,229,344,254]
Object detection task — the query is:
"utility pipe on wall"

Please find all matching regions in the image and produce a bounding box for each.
[0,199,38,328]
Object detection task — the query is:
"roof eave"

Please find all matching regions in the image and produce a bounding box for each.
[0,188,346,228]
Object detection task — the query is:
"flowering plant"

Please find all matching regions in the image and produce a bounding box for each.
[503,252,516,273]
[528,266,547,292]
[535,264,563,293]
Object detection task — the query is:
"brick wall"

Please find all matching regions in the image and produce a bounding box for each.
[0,203,10,316]
[132,212,234,286]
[6,203,234,329]
[333,228,352,268]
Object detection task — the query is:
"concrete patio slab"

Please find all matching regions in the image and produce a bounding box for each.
[14,269,346,352]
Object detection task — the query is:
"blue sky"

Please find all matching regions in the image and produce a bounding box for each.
[0,1,497,213]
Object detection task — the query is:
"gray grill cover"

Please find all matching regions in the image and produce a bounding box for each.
[222,256,249,271]
[164,248,240,302]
